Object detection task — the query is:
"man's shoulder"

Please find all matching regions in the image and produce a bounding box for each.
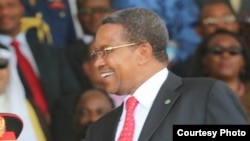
[179,77,227,92]
[183,77,220,85]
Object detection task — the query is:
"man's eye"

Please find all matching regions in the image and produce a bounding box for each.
[105,49,113,54]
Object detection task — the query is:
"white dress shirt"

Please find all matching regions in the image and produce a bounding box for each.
[115,68,168,141]
[0,93,10,112]
[0,32,40,76]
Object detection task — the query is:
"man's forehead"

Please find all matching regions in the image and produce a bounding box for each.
[94,24,124,48]
[97,24,123,36]
[201,3,232,17]
[91,41,109,50]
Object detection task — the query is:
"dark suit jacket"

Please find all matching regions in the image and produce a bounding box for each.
[50,40,94,141]
[86,72,248,141]
[50,91,81,141]
[63,39,93,90]
[20,37,82,110]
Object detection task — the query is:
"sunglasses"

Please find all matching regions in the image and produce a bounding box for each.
[0,59,8,69]
[206,45,242,56]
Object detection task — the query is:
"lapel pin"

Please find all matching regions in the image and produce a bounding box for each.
[164,99,171,104]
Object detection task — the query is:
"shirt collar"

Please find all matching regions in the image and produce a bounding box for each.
[125,68,168,108]
[0,32,26,48]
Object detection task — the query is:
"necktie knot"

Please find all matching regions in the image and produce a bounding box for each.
[126,96,138,112]
[11,39,20,49]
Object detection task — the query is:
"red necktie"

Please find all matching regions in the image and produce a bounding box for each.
[118,96,138,141]
[11,39,48,115]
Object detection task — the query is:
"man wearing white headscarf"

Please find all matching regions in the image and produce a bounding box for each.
[0,45,51,141]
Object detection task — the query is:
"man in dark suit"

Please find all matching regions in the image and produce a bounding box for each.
[85,8,248,141]
[0,0,81,124]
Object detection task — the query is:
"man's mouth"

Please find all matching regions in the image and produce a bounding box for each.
[101,71,114,78]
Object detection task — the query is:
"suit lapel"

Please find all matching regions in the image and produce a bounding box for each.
[26,37,44,73]
[103,104,124,141]
[26,38,54,84]
[22,38,44,87]
[138,72,182,141]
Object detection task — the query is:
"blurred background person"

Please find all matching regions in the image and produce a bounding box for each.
[195,0,250,18]
[170,0,241,77]
[74,88,115,141]
[51,0,115,134]
[51,42,123,141]
[63,0,122,114]
[21,0,77,48]
[64,0,114,89]
[189,29,250,122]
[53,1,123,135]
[195,0,239,37]
[0,45,52,140]
[76,0,114,45]
[0,0,81,124]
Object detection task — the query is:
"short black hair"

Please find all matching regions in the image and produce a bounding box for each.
[102,7,169,63]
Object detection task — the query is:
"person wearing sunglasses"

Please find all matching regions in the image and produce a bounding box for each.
[169,0,241,77]
[0,45,52,140]
[189,29,250,122]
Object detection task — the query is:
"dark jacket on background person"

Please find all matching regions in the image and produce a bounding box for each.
[21,37,82,110]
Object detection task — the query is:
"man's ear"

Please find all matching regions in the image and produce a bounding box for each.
[137,42,152,65]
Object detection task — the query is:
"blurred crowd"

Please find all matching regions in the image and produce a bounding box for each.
[0,0,249,141]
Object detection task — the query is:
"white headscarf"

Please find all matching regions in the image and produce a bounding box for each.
[0,47,38,141]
